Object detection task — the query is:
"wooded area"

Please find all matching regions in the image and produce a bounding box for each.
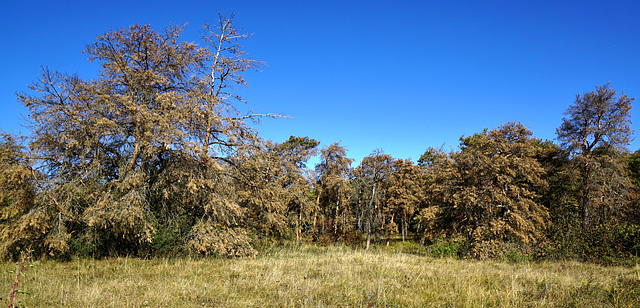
[2,15,639,264]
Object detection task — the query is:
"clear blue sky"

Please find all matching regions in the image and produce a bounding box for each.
[2,0,639,165]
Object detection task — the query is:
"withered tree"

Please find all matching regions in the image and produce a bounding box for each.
[233,136,318,239]
[386,159,423,241]
[352,150,394,250]
[274,136,320,243]
[417,147,451,244]
[183,13,276,257]
[445,123,549,258]
[556,83,634,227]
[191,13,268,158]
[315,143,354,234]
[15,14,271,258]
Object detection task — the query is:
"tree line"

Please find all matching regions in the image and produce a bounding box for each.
[1,15,639,263]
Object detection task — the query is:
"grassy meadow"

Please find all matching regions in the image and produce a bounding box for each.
[2,245,640,307]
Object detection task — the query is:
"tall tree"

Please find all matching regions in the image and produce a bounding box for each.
[192,13,273,159]
[386,159,423,241]
[418,147,451,244]
[315,143,353,234]
[18,23,201,254]
[234,136,318,240]
[556,83,635,226]
[353,150,394,250]
[273,136,319,243]
[445,123,549,258]
[16,16,271,258]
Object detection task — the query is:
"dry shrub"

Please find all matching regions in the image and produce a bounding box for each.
[0,133,34,215]
[0,206,72,260]
[417,205,440,243]
[83,190,154,246]
[0,207,49,260]
[187,220,257,258]
[0,133,57,260]
[43,223,71,258]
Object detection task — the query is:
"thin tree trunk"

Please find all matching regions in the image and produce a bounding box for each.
[366,182,376,251]
[314,190,321,232]
[334,198,339,234]
[296,205,302,245]
[402,215,406,242]
[582,161,592,228]
[126,125,142,173]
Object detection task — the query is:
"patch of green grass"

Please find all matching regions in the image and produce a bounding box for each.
[2,245,640,307]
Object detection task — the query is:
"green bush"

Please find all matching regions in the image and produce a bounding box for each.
[500,249,533,263]
[426,236,469,259]
[547,222,640,265]
[143,221,185,257]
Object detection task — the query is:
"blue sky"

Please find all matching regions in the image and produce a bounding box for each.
[2,0,639,165]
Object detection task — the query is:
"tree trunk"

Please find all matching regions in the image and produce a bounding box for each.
[314,190,321,233]
[366,182,376,251]
[334,198,339,234]
[401,214,406,242]
[126,124,142,173]
[296,205,302,245]
[582,161,592,228]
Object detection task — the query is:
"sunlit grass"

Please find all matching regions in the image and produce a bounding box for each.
[3,245,640,307]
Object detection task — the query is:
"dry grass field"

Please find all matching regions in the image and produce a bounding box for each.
[2,245,640,307]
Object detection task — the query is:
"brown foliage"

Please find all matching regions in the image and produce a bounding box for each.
[0,133,71,259]
[432,123,550,258]
[557,84,635,227]
[0,133,35,216]
[353,150,394,249]
[12,15,275,258]
[315,143,354,234]
[187,220,256,258]
[386,159,423,241]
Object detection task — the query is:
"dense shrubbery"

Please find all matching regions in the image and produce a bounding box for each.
[1,16,638,264]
